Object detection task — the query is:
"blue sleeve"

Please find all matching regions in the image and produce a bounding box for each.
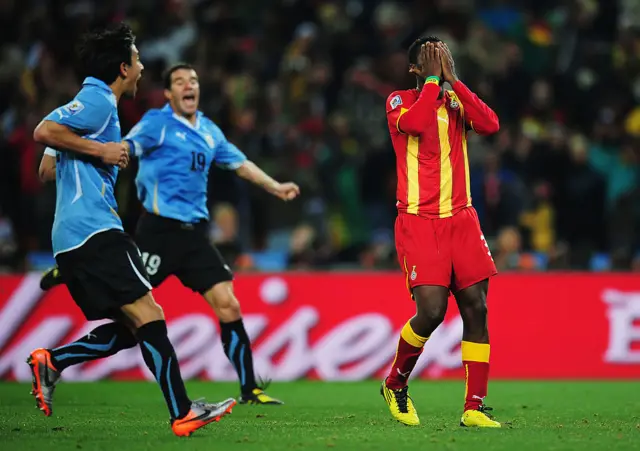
[214,131,247,170]
[44,91,111,137]
[123,116,166,157]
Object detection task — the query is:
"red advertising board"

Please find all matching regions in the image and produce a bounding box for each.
[0,273,639,381]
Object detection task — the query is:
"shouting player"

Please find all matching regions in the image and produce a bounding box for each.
[28,24,236,437]
[380,37,501,428]
[125,63,298,404]
[39,63,299,404]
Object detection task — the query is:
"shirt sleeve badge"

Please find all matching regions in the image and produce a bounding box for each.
[390,94,403,110]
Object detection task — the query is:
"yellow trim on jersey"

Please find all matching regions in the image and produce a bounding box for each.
[407,135,420,215]
[462,129,471,206]
[396,107,408,133]
[403,257,411,293]
[464,363,470,400]
[437,104,453,218]
[153,181,160,215]
[101,182,106,197]
[461,341,490,363]
[448,92,471,206]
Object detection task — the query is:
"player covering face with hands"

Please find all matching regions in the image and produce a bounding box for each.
[38,63,300,406]
[381,37,501,428]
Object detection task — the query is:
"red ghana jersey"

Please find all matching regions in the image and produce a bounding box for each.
[386,80,500,219]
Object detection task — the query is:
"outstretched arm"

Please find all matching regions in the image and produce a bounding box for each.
[123,118,165,158]
[214,128,300,201]
[235,160,300,201]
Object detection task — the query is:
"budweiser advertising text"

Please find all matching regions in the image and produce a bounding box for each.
[1,273,639,381]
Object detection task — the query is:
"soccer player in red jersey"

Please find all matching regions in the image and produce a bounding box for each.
[380,37,501,428]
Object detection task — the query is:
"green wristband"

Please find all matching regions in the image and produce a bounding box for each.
[425,76,440,85]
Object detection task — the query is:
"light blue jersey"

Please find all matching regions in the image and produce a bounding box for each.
[124,104,247,223]
[44,77,123,256]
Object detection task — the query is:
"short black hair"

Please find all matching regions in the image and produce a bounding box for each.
[77,22,136,85]
[163,63,195,89]
[408,36,442,65]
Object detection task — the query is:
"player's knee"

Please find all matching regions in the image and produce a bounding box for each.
[217,294,241,320]
[417,301,447,327]
[121,293,165,328]
[467,291,487,317]
[461,295,488,327]
[204,281,241,321]
[474,301,488,326]
[413,286,448,330]
[147,301,165,321]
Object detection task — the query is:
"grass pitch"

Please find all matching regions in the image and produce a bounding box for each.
[0,381,638,451]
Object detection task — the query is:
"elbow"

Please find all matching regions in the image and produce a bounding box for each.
[33,121,51,145]
[234,160,251,178]
[402,127,424,137]
[398,119,427,137]
[486,118,500,135]
[38,164,46,182]
[38,168,48,183]
[472,117,500,136]
[38,167,54,183]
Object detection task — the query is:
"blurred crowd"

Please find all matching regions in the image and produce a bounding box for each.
[1,0,639,272]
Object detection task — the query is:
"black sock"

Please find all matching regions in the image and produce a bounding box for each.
[220,319,257,394]
[137,320,191,419]
[50,322,137,372]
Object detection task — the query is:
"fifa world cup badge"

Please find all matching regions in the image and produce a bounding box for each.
[410,265,417,281]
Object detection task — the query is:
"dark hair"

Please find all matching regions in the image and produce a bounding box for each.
[163,63,195,89]
[77,22,136,85]
[408,36,442,65]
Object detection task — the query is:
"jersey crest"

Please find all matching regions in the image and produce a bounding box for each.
[204,134,215,149]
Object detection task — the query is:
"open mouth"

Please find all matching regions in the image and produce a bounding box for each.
[183,94,196,107]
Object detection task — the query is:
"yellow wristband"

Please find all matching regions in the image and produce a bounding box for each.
[425,76,440,85]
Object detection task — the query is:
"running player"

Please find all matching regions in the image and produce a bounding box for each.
[380,37,501,428]
[39,63,299,404]
[28,24,236,437]
[125,63,298,404]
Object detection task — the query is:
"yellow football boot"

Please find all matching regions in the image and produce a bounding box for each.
[460,406,501,428]
[380,380,420,426]
[239,388,284,405]
[40,265,63,291]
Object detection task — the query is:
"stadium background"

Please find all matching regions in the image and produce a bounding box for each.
[0,0,639,273]
[0,0,636,378]
[0,0,638,371]
[0,1,639,449]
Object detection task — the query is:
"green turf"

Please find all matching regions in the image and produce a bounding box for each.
[0,381,638,450]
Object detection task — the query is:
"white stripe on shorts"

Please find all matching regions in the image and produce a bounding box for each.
[127,251,152,291]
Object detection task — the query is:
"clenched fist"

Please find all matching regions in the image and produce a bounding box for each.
[101,142,129,168]
[273,182,301,201]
